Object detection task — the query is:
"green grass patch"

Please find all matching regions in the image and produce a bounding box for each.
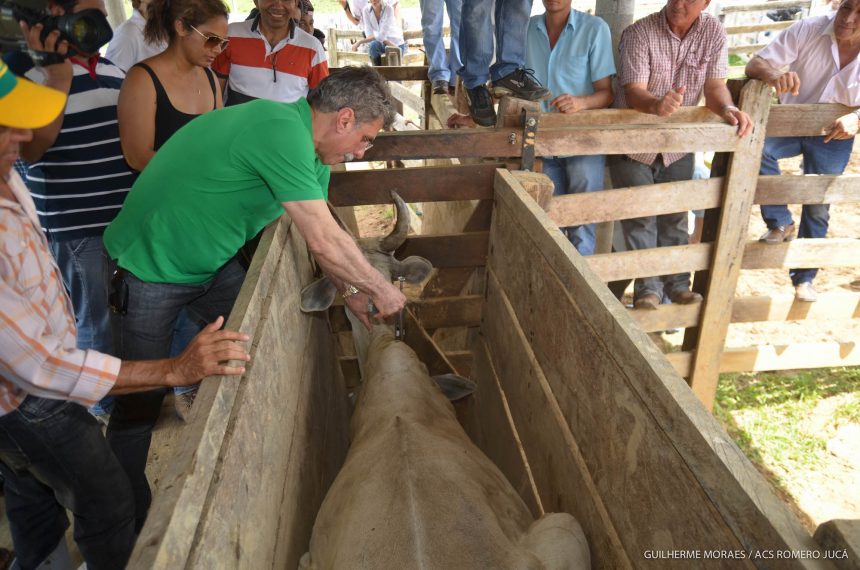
[714,368,860,495]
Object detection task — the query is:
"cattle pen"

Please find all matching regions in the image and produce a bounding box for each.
[126,71,859,569]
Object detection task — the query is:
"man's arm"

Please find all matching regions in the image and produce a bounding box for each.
[19,23,73,162]
[549,76,614,113]
[703,78,752,138]
[338,0,361,26]
[282,199,406,317]
[745,55,801,95]
[111,317,250,394]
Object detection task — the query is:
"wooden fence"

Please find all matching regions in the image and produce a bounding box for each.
[340,70,858,411]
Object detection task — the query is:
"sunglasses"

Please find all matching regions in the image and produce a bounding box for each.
[189,24,229,50]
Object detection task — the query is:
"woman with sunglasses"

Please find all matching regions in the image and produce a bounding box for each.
[117,0,229,172]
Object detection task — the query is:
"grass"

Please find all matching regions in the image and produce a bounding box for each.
[713,367,860,496]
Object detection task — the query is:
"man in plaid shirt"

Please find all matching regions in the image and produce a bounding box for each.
[0,63,250,570]
[609,0,752,311]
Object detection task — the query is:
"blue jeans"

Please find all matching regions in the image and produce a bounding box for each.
[104,257,245,531]
[759,135,854,285]
[0,396,135,570]
[420,0,462,84]
[458,0,531,88]
[48,236,114,416]
[368,41,408,66]
[609,153,695,300]
[543,155,605,256]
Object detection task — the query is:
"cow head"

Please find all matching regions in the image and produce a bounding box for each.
[300,191,433,313]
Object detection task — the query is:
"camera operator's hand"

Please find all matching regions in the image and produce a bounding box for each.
[19,22,73,89]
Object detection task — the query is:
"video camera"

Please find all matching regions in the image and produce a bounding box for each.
[0,0,112,57]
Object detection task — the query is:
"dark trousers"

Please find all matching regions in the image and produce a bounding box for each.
[104,257,245,531]
[0,396,135,570]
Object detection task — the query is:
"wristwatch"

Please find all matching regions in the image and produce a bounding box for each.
[341,284,359,299]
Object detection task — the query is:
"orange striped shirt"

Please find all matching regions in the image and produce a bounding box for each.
[0,171,119,415]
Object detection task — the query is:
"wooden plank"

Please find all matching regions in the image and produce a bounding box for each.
[728,43,768,56]
[479,274,632,569]
[667,341,860,376]
[731,292,860,323]
[725,21,793,35]
[688,80,773,409]
[721,0,810,12]
[466,340,542,517]
[402,307,459,375]
[509,171,553,211]
[587,243,713,282]
[421,267,476,298]
[430,91,459,128]
[365,123,743,161]
[389,81,424,115]
[328,163,499,206]
[445,350,473,378]
[331,65,430,82]
[630,292,860,333]
[767,104,853,137]
[549,177,723,227]
[410,294,483,329]
[491,168,830,567]
[741,238,860,270]
[334,52,371,66]
[393,231,489,268]
[755,174,860,205]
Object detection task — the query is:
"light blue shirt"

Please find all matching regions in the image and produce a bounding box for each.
[526,9,616,113]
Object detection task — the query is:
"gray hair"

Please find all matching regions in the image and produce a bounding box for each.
[307,66,395,129]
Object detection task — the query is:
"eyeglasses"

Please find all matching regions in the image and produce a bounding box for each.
[188,25,229,50]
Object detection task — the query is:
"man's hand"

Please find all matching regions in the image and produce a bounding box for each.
[168,316,250,386]
[20,22,73,85]
[369,281,407,319]
[653,86,686,117]
[722,106,753,138]
[550,94,586,114]
[823,112,859,143]
[766,71,801,96]
[351,42,359,52]
[344,291,374,330]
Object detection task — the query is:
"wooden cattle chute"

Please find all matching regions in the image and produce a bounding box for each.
[124,73,859,568]
[326,26,447,68]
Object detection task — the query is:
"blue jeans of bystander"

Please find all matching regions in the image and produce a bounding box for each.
[0,396,135,570]
[759,135,854,285]
[542,155,605,256]
[368,41,408,66]
[458,0,531,88]
[420,0,462,84]
[104,256,245,531]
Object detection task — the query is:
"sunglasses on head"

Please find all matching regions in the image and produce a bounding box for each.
[189,24,229,50]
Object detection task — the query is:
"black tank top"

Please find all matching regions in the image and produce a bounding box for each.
[134,62,218,150]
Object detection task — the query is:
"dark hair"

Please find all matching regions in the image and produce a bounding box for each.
[145,0,229,44]
[300,0,313,14]
[307,66,395,129]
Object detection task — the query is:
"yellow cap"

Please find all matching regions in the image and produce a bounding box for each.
[0,61,67,129]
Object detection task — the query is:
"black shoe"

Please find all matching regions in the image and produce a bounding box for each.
[432,79,448,95]
[465,85,497,127]
[491,68,551,101]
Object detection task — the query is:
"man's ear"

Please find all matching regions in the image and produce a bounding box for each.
[335,107,356,133]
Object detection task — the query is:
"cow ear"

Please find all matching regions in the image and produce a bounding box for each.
[300,278,338,312]
[394,256,433,284]
[431,373,476,401]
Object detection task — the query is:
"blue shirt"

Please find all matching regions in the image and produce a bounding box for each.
[526,9,616,113]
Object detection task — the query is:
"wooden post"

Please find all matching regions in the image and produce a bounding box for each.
[327,29,339,68]
[687,80,772,409]
[383,46,402,66]
[594,0,635,71]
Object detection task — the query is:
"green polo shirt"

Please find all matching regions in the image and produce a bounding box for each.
[104,98,329,285]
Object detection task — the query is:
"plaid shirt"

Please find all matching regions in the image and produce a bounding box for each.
[0,171,119,415]
[616,8,728,166]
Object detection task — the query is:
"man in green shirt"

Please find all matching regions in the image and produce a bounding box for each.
[102,66,405,531]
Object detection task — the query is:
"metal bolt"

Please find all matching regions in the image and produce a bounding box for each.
[508,133,517,145]
[526,118,537,127]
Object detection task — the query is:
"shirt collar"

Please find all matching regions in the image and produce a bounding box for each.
[537,9,576,35]
[251,15,295,52]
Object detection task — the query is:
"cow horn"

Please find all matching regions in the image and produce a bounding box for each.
[378,191,410,252]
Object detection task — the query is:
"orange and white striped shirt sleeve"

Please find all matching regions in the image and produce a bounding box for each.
[0,171,119,415]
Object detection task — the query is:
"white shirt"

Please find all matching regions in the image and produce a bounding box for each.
[757,14,860,106]
[361,2,404,45]
[105,10,167,72]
